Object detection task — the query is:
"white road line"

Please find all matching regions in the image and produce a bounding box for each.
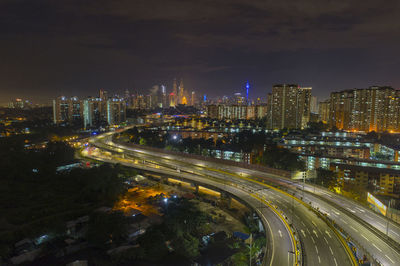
[318,256,321,264]
[312,221,317,227]
[334,257,338,266]
[390,230,399,236]
[301,221,306,226]
[390,246,400,256]
[325,230,332,238]
[350,225,359,232]
[329,246,333,255]
[372,243,382,252]
[385,254,395,264]
[377,222,385,227]
[340,218,348,224]
[315,245,319,254]
[311,236,315,244]
[361,234,370,242]
[324,237,328,244]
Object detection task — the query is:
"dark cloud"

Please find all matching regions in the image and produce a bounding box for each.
[0,0,400,103]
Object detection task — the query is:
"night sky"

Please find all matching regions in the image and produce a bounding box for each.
[1,0,400,104]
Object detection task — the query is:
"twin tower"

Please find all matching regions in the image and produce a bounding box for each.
[170,78,187,106]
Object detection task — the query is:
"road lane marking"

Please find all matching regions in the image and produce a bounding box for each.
[318,256,321,263]
[390,247,400,256]
[350,225,359,232]
[312,221,317,227]
[311,236,315,244]
[325,230,332,238]
[372,243,382,252]
[329,246,333,255]
[361,234,370,242]
[334,257,338,266]
[313,229,318,238]
[301,221,306,226]
[385,254,395,264]
[278,230,283,238]
[301,229,306,237]
[340,218,348,224]
[377,222,385,227]
[355,207,365,213]
[315,245,319,254]
[324,237,328,244]
[390,230,399,236]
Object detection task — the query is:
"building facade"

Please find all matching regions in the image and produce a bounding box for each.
[328,86,400,132]
[267,84,312,129]
[53,96,82,124]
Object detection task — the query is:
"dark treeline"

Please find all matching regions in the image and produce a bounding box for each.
[0,138,130,258]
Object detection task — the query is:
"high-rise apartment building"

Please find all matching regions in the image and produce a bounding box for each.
[53,96,82,124]
[297,87,312,129]
[106,98,126,125]
[206,104,267,120]
[310,96,318,114]
[329,90,353,130]
[318,100,330,124]
[53,96,70,124]
[267,84,312,129]
[83,97,103,129]
[328,86,400,132]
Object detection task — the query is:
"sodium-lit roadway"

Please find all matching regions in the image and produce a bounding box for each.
[87,132,357,266]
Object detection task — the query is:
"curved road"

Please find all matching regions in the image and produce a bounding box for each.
[84,149,295,266]
[86,133,356,266]
[93,132,400,266]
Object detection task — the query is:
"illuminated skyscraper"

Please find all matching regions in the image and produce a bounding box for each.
[99,89,108,101]
[106,98,126,125]
[169,92,176,107]
[318,100,330,124]
[267,84,312,129]
[329,86,400,132]
[310,96,318,114]
[191,91,196,106]
[181,95,188,105]
[172,78,178,106]
[53,96,82,124]
[83,97,103,129]
[161,84,167,108]
[179,78,184,104]
[53,96,70,124]
[245,81,250,103]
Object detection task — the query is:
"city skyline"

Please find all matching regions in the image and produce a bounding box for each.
[1,1,400,103]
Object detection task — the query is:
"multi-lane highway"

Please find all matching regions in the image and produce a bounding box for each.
[84,132,363,265]
[83,147,296,266]
[99,131,400,266]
